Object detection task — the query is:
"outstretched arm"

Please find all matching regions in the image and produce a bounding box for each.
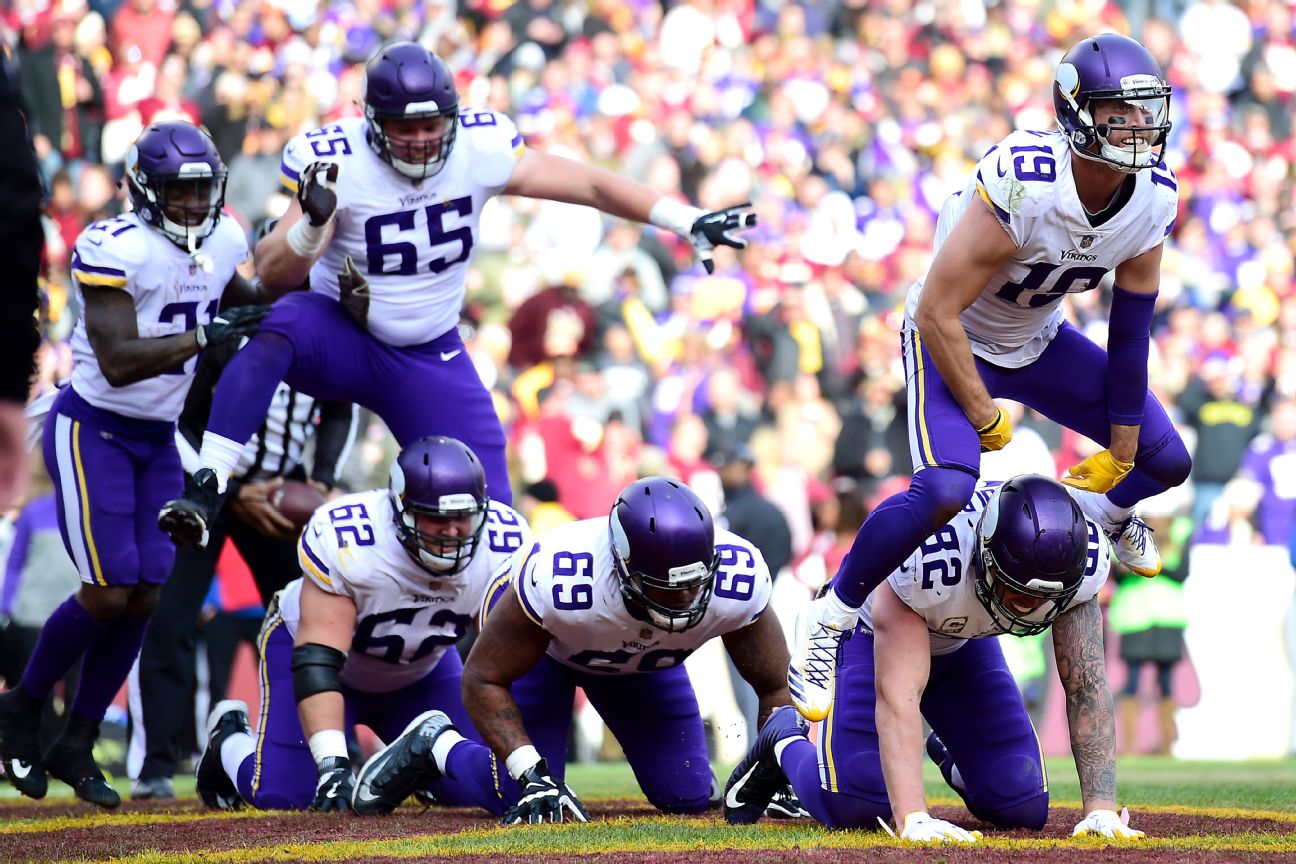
[721,609,792,728]
[1051,597,1116,811]
[503,148,755,273]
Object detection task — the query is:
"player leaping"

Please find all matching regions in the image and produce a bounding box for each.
[159,41,755,545]
[788,33,1193,723]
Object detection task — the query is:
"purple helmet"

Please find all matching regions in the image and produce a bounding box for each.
[1054,33,1171,173]
[363,42,459,180]
[974,475,1089,636]
[609,477,719,633]
[388,436,489,576]
[125,121,227,251]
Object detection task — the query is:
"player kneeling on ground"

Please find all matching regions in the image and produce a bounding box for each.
[726,475,1146,842]
[194,436,531,813]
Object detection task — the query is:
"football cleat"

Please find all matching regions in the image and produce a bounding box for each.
[723,705,806,825]
[131,775,176,801]
[765,784,809,819]
[926,732,967,802]
[196,700,251,810]
[45,732,120,809]
[158,467,223,548]
[788,592,856,722]
[0,689,48,799]
[352,710,456,816]
[1109,515,1161,577]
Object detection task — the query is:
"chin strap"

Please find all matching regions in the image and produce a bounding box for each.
[187,232,215,274]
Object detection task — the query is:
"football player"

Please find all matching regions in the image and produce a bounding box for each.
[0,121,268,808]
[348,477,792,823]
[789,33,1192,722]
[193,436,531,813]
[730,475,1145,841]
[158,42,757,546]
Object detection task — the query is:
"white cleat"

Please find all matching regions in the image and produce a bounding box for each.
[787,593,857,722]
[1110,515,1161,577]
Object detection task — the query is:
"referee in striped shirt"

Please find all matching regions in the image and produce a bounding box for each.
[129,333,357,800]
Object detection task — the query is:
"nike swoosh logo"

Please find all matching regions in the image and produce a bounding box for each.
[441,350,462,362]
[355,752,392,802]
[725,763,760,809]
[996,156,1007,178]
[9,760,32,779]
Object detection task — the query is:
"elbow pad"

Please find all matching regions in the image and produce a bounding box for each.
[291,642,347,703]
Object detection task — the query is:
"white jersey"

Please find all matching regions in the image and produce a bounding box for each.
[69,214,247,421]
[506,518,772,674]
[904,130,1178,367]
[278,489,531,693]
[280,111,525,347]
[860,480,1111,656]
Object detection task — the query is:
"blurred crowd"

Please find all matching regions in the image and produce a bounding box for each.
[4,0,1296,594]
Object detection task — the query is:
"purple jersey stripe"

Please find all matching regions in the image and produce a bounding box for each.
[70,250,127,278]
[300,534,330,577]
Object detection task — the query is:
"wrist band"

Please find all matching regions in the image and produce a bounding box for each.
[286,218,328,258]
[505,745,541,781]
[648,197,704,237]
[309,729,348,765]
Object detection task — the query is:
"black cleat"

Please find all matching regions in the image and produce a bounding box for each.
[723,705,806,825]
[131,775,176,801]
[352,710,456,816]
[158,467,223,548]
[196,700,251,810]
[0,689,48,799]
[45,732,120,809]
[765,784,809,819]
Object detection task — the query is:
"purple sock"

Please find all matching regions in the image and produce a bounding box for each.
[833,467,975,608]
[206,332,294,444]
[434,740,510,816]
[19,596,104,701]
[68,617,148,723]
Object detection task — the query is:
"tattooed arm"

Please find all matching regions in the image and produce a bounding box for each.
[1051,596,1118,813]
[722,607,792,728]
[461,588,553,761]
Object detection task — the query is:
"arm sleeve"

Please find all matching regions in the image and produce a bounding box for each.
[971,143,1031,248]
[1105,285,1157,427]
[310,402,358,488]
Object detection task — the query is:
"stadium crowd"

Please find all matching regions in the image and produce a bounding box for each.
[1,0,1295,767]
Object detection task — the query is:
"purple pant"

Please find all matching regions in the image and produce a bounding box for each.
[801,628,1047,828]
[512,655,713,814]
[904,321,1187,502]
[41,387,179,587]
[219,292,510,504]
[239,610,484,810]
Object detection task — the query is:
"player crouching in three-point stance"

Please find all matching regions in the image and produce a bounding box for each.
[349,477,793,823]
[158,41,757,545]
[194,436,531,813]
[789,33,1192,724]
[729,475,1145,842]
[0,121,268,808]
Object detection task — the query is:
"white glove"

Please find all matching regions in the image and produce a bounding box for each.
[1072,808,1145,839]
[898,811,981,843]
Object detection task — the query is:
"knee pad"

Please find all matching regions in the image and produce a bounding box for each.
[910,466,978,530]
[965,753,1048,830]
[814,790,891,831]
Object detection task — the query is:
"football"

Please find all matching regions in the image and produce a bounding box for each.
[270,480,327,529]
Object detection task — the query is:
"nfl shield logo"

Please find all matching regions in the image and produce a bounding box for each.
[1079,235,1095,249]
[189,263,198,275]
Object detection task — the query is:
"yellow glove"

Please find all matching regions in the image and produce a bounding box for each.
[1062,450,1134,493]
[974,406,1013,453]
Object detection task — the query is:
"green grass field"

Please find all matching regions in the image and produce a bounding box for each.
[8,756,1289,811]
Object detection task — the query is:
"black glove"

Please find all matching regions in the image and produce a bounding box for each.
[197,305,271,348]
[689,203,757,274]
[310,756,355,813]
[337,255,370,329]
[501,759,589,825]
[297,162,339,227]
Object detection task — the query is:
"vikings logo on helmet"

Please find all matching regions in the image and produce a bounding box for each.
[1053,33,1172,173]
[363,42,459,180]
[125,121,227,253]
[609,478,720,634]
[974,475,1089,636]
[388,436,489,576]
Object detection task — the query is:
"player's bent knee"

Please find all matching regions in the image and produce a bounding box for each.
[972,789,1049,831]
[654,794,712,815]
[812,790,890,830]
[911,466,978,529]
[75,582,133,621]
[1145,431,1191,488]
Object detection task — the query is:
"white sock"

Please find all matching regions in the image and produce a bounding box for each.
[773,736,800,767]
[197,432,246,492]
[430,729,467,774]
[1069,488,1131,534]
[219,730,256,789]
[821,588,860,628]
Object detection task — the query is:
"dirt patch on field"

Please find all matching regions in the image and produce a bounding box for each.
[0,800,1290,863]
